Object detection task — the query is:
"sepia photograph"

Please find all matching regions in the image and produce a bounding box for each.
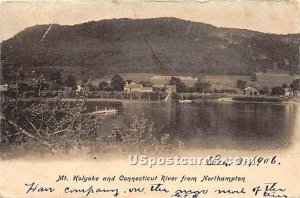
[0,0,300,197]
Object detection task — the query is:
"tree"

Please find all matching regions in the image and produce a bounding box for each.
[2,66,25,85]
[1,100,102,153]
[49,70,63,90]
[281,84,288,89]
[52,82,63,91]
[139,81,152,87]
[251,73,257,82]
[259,87,270,95]
[86,83,94,91]
[80,79,92,92]
[169,77,187,92]
[194,80,211,93]
[65,75,77,89]
[18,83,30,93]
[110,75,125,91]
[236,79,247,89]
[32,75,47,97]
[98,81,109,91]
[43,69,63,90]
[48,70,62,84]
[271,86,285,96]
[290,79,299,92]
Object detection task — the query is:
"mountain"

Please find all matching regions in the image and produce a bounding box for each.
[1,17,300,82]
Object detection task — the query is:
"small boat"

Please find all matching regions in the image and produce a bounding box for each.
[178,99,193,103]
[217,97,233,102]
[89,107,118,115]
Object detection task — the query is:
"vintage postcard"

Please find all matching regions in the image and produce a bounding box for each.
[0,0,300,197]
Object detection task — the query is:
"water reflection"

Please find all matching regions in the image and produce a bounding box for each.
[85,101,298,150]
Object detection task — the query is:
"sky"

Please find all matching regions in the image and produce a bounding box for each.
[0,0,300,41]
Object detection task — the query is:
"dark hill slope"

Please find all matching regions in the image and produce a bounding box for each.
[1,17,299,80]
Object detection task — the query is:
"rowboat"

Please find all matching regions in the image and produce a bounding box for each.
[89,107,118,115]
[178,99,192,103]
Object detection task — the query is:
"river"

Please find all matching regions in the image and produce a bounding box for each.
[84,101,299,150]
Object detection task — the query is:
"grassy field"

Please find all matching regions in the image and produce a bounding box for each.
[204,73,299,90]
[90,72,300,93]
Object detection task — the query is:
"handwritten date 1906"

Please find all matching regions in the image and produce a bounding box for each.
[206,155,279,167]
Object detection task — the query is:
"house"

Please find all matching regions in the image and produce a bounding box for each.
[165,85,177,93]
[293,90,300,97]
[124,82,153,93]
[243,87,259,96]
[284,88,293,96]
[75,85,82,94]
[0,84,9,92]
[141,87,153,93]
[124,82,143,92]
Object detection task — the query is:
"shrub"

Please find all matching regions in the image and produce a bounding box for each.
[271,86,285,96]
[236,79,247,89]
[1,100,183,156]
[0,99,102,154]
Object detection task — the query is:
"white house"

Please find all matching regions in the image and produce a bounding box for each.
[124,82,153,93]
[243,87,259,96]
[284,88,293,96]
[0,84,9,92]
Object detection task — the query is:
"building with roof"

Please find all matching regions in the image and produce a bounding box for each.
[124,82,153,93]
[243,87,259,96]
[165,85,177,93]
[0,84,9,92]
[284,88,293,96]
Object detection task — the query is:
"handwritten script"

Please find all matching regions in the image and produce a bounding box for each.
[24,174,287,197]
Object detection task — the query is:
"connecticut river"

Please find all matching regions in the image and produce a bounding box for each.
[84,101,299,150]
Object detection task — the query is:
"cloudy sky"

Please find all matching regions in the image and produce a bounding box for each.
[0,0,299,41]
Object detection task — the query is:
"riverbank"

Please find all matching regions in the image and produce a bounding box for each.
[2,94,300,104]
[59,97,300,105]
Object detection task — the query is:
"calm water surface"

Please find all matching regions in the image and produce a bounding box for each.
[84,101,299,150]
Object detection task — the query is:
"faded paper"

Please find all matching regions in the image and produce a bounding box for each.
[0,0,300,197]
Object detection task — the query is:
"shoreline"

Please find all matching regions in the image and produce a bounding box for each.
[58,97,300,104]
[2,95,300,104]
